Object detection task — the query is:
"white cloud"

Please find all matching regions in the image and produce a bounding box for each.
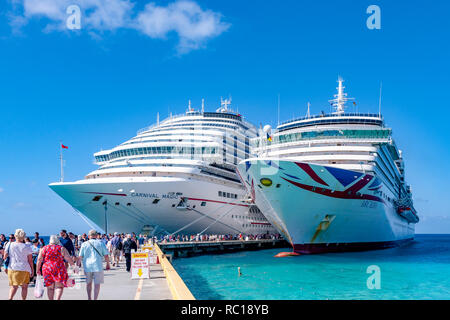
[14,0,134,30]
[136,1,230,53]
[8,0,229,53]
[0,187,4,193]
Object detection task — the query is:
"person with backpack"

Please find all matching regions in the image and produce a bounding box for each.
[110,232,122,267]
[122,234,137,272]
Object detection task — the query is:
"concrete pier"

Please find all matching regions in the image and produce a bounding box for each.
[0,261,172,300]
[159,239,289,258]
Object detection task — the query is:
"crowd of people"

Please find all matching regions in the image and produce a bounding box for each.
[0,229,145,300]
[0,228,283,300]
[159,232,283,243]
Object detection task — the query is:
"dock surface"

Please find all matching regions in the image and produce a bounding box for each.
[0,262,172,300]
[159,239,289,258]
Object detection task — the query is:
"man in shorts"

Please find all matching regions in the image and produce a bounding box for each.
[78,230,110,300]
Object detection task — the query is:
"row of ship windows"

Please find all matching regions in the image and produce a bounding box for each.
[170,118,245,127]
[91,198,272,223]
[242,224,271,228]
[158,123,243,132]
[218,191,238,199]
[123,139,214,146]
[96,152,249,165]
[278,119,383,131]
[129,134,250,145]
[254,129,391,147]
[105,155,216,165]
[137,127,251,141]
[95,146,219,162]
[109,141,250,158]
[268,151,374,156]
[117,143,251,155]
[164,111,243,122]
[231,215,266,221]
[279,113,382,126]
[249,207,261,214]
[97,163,198,170]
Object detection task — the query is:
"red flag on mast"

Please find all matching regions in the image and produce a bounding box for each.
[61,144,69,149]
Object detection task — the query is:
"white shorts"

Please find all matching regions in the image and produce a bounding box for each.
[84,271,104,285]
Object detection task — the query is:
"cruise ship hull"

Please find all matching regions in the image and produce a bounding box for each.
[49,176,274,235]
[237,160,415,254]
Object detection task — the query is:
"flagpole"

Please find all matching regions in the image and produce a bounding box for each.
[277,94,280,127]
[60,141,64,182]
[378,81,383,117]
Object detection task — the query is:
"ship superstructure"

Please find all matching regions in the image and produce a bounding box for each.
[50,99,276,236]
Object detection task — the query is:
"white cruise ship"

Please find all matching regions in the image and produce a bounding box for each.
[237,79,419,253]
[49,99,276,236]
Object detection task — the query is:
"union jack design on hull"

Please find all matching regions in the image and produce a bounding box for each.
[237,159,417,254]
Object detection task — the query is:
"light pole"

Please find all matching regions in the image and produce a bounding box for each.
[103,200,108,234]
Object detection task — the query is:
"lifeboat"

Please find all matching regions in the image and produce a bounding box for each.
[274,252,301,258]
[397,206,419,223]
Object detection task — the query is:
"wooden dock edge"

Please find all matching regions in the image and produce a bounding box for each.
[155,243,196,300]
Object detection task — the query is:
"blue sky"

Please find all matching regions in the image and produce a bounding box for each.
[0,0,449,235]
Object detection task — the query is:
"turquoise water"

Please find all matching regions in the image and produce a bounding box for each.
[172,235,450,300]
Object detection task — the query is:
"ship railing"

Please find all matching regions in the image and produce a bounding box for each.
[279,113,383,127]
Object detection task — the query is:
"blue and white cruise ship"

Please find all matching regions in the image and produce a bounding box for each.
[237,79,419,253]
[50,99,276,236]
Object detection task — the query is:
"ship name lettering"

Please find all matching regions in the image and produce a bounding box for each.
[162,194,178,199]
[131,193,159,198]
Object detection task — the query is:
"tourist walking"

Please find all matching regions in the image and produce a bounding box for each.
[36,235,75,300]
[30,239,40,283]
[0,234,6,273]
[122,234,137,272]
[69,232,77,252]
[59,229,75,270]
[78,230,111,300]
[3,229,34,300]
[110,232,122,267]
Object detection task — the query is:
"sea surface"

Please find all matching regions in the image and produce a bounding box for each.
[172,234,450,300]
